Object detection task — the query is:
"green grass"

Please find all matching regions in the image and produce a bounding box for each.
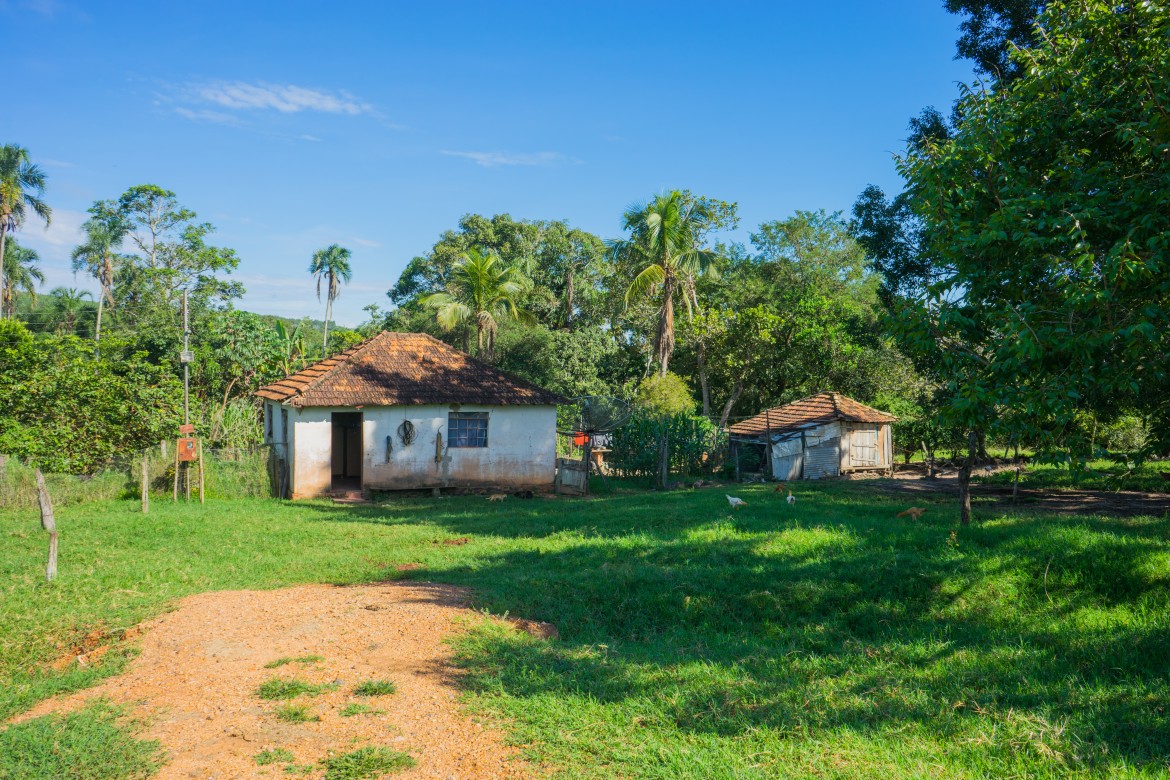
[339,703,383,717]
[254,747,296,766]
[264,654,325,669]
[352,679,397,697]
[273,704,320,723]
[2,484,1169,778]
[0,700,162,780]
[976,458,1169,493]
[320,746,415,779]
[255,678,331,701]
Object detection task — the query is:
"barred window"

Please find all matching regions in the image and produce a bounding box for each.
[448,412,488,448]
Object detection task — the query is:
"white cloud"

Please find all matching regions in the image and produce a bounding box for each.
[440,150,573,168]
[193,81,372,115]
[347,236,382,249]
[14,208,86,257]
[39,158,74,168]
[299,134,322,142]
[174,107,247,126]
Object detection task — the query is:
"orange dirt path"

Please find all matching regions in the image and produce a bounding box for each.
[18,582,536,779]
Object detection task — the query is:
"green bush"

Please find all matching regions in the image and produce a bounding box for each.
[633,373,695,417]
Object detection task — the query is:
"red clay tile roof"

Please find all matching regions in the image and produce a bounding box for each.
[728,392,896,437]
[255,331,565,408]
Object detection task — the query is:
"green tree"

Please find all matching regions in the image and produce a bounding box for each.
[47,287,93,335]
[946,0,1044,82]
[609,190,721,376]
[420,247,531,360]
[71,208,127,347]
[0,144,51,320]
[899,0,1170,521]
[634,372,696,417]
[1,239,44,319]
[309,244,353,354]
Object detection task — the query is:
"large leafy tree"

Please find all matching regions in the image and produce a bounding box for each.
[609,190,720,376]
[309,243,353,354]
[1,239,44,319]
[0,144,51,320]
[71,208,128,347]
[420,247,531,361]
[899,0,1170,521]
[946,0,1045,82]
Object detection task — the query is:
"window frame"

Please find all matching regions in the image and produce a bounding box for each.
[447,411,489,448]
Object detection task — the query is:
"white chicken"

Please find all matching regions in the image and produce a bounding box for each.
[786,490,796,506]
[726,495,747,510]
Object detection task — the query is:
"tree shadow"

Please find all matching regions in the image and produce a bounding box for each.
[298,484,1170,774]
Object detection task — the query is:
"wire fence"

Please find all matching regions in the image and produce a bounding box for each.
[0,443,283,511]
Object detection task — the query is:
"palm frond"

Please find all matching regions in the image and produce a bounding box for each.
[625,263,665,306]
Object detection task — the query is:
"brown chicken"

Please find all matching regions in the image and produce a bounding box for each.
[896,507,928,520]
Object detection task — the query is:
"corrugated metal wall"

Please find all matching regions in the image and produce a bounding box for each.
[804,439,840,479]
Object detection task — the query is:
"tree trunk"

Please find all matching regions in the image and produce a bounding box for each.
[657,423,669,491]
[696,340,711,418]
[564,267,575,330]
[35,468,58,582]
[718,381,744,428]
[1012,442,1021,503]
[0,225,7,320]
[653,273,676,376]
[141,454,150,514]
[94,295,104,350]
[958,429,977,526]
[322,297,332,355]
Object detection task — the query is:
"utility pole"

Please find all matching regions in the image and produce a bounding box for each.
[181,289,190,426]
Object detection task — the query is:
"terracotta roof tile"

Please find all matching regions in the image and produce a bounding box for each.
[728,392,896,437]
[256,332,565,408]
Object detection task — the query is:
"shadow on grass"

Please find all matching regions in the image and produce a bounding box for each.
[301,483,1170,775]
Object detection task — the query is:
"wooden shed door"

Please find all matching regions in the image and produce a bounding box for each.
[850,426,878,467]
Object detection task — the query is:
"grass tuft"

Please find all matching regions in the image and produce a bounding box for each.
[255,677,330,700]
[254,747,296,765]
[352,679,397,697]
[264,654,325,669]
[320,746,415,779]
[340,703,383,717]
[273,704,320,723]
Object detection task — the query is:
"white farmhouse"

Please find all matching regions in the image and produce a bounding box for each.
[256,331,564,499]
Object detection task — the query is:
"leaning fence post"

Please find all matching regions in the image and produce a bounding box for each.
[34,468,58,582]
[141,453,150,514]
[197,441,205,504]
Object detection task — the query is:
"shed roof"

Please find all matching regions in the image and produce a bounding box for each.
[728,392,896,437]
[255,331,565,408]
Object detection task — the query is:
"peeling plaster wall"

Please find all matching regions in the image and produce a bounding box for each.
[289,404,557,498]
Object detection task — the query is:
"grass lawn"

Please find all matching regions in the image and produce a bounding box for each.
[1,481,1168,778]
[975,458,1170,494]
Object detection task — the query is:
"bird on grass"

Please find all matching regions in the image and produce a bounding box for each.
[786,491,796,506]
[726,495,747,510]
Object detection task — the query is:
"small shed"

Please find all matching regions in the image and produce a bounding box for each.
[256,331,565,498]
[728,392,896,480]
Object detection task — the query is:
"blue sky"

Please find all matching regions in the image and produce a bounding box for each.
[3,1,974,325]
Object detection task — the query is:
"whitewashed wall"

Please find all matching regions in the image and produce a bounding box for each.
[287,404,557,498]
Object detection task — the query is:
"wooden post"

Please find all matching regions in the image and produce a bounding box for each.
[172,439,180,502]
[657,422,669,491]
[141,453,150,514]
[764,408,772,479]
[197,440,205,504]
[581,436,592,496]
[34,469,58,582]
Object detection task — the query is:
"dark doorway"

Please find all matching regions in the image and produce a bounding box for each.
[331,412,363,492]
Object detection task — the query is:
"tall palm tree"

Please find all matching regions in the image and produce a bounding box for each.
[420,247,531,361]
[48,287,92,335]
[308,244,352,353]
[1,240,44,319]
[71,213,126,347]
[0,145,51,320]
[608,190,719,376]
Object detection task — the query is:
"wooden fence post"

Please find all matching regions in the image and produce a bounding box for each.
[141,453,150,514]
[197,441,205,504]
[34,468,58,582]
[172,439,180,502]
